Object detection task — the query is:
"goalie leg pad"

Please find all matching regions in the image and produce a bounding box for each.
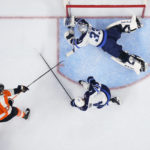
[106,15,143,33]
[111,53,148,74]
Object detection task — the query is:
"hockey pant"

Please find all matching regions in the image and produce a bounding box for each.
[100,25,126,59]
[0,107,25,122]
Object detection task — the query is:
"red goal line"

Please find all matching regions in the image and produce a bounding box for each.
[66,4,146,18]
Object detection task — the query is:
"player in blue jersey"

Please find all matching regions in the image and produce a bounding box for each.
[64,16,148,74]
[71,76,120,111]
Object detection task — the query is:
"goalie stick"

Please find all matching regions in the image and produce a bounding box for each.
[66,44,75,57]
[64,0,76,57]
[40,53,73,101]
[27,60,64,87]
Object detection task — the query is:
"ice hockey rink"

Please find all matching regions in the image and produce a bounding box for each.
[0,0,150,150]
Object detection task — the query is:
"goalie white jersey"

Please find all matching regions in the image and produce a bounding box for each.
[73,27,107,48]
[64,18,107,49]
[88,89,108,107]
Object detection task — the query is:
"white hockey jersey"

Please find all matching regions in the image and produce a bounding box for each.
[88,90,108,107]
[73,26,107,48]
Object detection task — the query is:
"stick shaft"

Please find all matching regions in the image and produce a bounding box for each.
[27,60,63,87]
[40,54,73,101]
[12,60,63,100]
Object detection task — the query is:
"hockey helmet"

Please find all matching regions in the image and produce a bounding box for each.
[0,83,4,93]
[87,76,97,85]
[74,97,85,107]
[77,22,88,33]
[87,76,94,83]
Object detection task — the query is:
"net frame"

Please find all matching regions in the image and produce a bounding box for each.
[66,4,146,18]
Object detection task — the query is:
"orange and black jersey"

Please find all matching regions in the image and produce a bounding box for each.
[0,89,15,120]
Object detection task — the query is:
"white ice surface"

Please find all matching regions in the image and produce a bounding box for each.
[0,1,150,150]
[0,0,149,17]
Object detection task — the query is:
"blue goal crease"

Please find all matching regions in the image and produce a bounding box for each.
[58,18,150,88]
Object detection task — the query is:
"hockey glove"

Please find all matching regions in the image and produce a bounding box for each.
[14,85,29,94]
[20,85,29,93]
[70,99,76,107]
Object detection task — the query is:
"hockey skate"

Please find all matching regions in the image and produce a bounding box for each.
[23,108,30,120]
[112,53,148,74]
[110,97,120,105]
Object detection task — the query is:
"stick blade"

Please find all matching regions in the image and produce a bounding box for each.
[66,50,74,57]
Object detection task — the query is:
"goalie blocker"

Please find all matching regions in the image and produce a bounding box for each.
[64,16,148,74]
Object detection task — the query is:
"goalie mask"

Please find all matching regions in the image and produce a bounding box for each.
[77,22,88,34]
[72,97,85,107]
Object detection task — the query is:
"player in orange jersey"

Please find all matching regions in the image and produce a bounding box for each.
[0,84,30,123]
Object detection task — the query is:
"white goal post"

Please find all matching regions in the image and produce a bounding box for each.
[64,0,148,18]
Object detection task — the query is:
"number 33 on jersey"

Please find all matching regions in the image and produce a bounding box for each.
[74,26,106,48]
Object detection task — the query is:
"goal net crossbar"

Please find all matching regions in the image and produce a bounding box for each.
[66,4,146,18]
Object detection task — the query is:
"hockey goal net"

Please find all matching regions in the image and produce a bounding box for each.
[65,0,147,18]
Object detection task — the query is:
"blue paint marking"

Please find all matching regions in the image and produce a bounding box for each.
[59,18,150,88]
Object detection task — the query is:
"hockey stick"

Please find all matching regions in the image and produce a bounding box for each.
[27,60,64,87]
[66,44,76,57]
[12,60,63,100]
[40,53,73,101]
[64,0,76,57]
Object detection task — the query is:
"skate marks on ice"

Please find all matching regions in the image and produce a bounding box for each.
[58,18,150,89]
